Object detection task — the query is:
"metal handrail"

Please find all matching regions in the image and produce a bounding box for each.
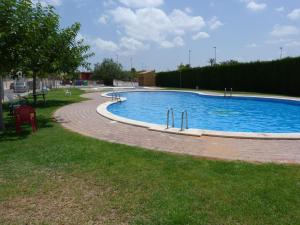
[111,90,115,101]
[180,110,188,131]
[224,88,233,97]
[166,108,174,129]
[111,91,121,102]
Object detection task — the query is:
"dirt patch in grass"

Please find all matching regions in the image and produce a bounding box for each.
[0,172,130,225]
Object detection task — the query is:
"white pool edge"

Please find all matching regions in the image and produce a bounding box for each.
[97,90,300,140]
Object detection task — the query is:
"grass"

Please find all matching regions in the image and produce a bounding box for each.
[0,88,300,225]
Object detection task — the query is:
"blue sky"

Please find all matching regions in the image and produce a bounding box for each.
[42,0,300,71]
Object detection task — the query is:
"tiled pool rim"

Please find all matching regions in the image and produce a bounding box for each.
[97,90,300,140]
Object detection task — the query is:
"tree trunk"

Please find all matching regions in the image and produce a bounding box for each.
[33,73,37,104]
[0,76,4,131]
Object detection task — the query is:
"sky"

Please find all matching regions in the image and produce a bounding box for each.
[40,0,300,71]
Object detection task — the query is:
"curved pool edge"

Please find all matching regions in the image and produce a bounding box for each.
[97,90,300,140]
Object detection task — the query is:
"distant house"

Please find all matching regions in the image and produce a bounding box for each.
[137,70,156,86]
[80,72,93,80]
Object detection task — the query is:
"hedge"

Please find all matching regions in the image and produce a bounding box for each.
[156,57,300,96]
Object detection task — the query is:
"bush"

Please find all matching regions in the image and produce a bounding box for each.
[156,57,300,96]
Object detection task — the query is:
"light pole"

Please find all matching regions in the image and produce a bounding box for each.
[188,49,191,66]
[130,57,133,70]
[213,46,217,65]
[280,47,283,59]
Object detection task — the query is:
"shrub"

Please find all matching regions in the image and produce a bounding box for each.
[156,57,300,96]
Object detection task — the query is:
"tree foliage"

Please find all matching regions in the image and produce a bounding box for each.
[0,0,93,130]
[220,60,239,66]
[208,58,216,67]
[93,59,124,85]
[177,63,191,71]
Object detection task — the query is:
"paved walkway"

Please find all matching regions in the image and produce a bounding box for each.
[54,92,300,164]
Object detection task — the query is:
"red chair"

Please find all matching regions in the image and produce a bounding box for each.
[15,105,37,134]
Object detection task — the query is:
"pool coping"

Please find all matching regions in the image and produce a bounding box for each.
[96,89,300,140]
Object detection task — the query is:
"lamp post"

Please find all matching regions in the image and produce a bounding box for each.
[213,46,217,65]
[280,47,283,59]
[188,49,191,66]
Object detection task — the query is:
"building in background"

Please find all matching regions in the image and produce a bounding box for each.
[80,72,93,80]
[137,71,156,87]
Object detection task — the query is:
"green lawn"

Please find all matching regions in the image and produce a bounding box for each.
[0,89,299,225]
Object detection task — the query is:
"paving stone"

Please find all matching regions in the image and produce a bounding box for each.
[53,92,300,164]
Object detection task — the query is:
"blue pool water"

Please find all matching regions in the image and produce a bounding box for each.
[107,91,300,133]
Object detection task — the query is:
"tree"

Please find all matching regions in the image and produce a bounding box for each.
[19,2,61,104]
[93,59,123,85]
[55,23,94,75]
[177,63,191,71]
[21,2,93,104]
[220,60,239,66]
[208,58,216,66]
[0,0,93,130]
[130,67,137,81]
[0,0,30,130]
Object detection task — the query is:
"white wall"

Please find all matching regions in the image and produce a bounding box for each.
[113,80,138,87]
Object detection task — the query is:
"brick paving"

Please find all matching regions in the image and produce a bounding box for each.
[53,92,300,164]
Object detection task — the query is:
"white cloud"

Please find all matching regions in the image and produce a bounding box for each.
[94,38,119,51]
[246,43,257,48]
[98,15,109,24]
[192,32,210,40]
[285,41,300,47]
[93,36,148,55]
[118,0,164,8]
[287,9,300,20]
[185,7,192,14]
[247,1,267,11]
[119,37,149,54]
[160,40,174,48]
[270,25,299,37]
[170,9,205,32]
[103,0,116,7]
[275,7,285,12]
[173,36,185,46]
[160,37,185,48]
[111,7,205,48]
[207,16,223,30]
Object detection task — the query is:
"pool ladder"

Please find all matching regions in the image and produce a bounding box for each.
[166,108,174,129]
[224,88,233,97]
[166,109,189,131]
[111,91,121,102]
[180,110,189,131]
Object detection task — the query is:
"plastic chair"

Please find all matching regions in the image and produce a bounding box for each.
[65,89,72,96]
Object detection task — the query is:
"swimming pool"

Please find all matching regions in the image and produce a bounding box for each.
[106,91,300,134]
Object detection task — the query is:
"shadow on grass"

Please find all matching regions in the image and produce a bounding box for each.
[1,98,79,142]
